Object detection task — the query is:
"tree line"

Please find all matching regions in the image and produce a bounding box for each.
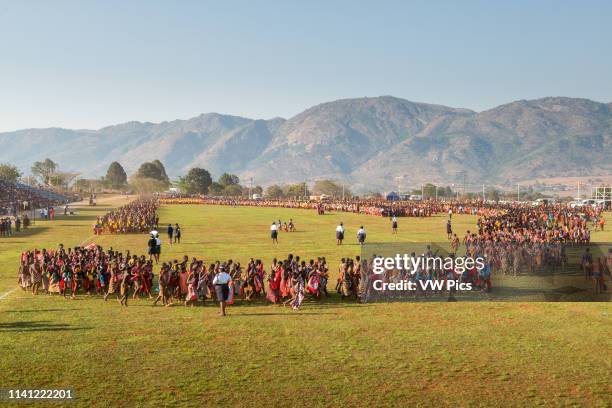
[0,160,553,201]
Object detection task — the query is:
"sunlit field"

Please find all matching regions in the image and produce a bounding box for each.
[0,196,610,407]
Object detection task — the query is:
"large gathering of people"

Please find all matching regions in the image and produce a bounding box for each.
[158,195,608,222]
[1,215,30,236]
[158,196,450,217]
[0,180,76,237]
[94,198,159,234]
[14,194,611,310]
[0,179,73,216]
[17,243,334,313]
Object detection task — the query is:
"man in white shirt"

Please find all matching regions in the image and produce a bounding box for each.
[154,235,162,263]
[213,268,232,316]
[357,226,366,245]
[270,221,279,244]
[336,222,345,245]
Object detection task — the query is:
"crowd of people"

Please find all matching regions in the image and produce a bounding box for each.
[157,196,455,217]
[0,180,74,237]
[94,198,159,234]
[474,204,604,244]
[1,215,30,236]
[14,194,611,308]
[17,243,333,313]
[158,195,608,222]
[0,179,73,216]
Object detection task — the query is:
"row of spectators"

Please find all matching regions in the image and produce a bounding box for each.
[0,179,73,216]
[0,214,31,236]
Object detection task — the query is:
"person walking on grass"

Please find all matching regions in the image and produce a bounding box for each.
[336,222,345,245]
[174,223,181,244]
[153,263,170,307]
[147,234,156,262]
[357,226,366,245]
[212,266,231,316]
[270,221,279,244]
[167,224,174,245]
[154,234,162,264]
[104,263,121,302]
[119,267,131,306]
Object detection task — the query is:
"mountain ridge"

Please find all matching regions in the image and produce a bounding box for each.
[1,96,610,192]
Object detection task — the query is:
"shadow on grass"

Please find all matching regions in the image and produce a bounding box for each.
[0,227,50,240]
[233,296,371,310]
[231,311,334,317]
[0,320,92,332]
[4,308,82,313]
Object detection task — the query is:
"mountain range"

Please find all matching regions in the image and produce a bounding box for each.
[1,96,610,192]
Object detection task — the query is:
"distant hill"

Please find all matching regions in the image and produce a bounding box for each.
[1,96,610,191]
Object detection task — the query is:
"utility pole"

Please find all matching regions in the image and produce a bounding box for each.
[482,184,485,201]
[517,183,520,201]
[395,176,403,197]
[421,183,424,200]
[342,183,345,200]
[249,177,253,199]
[435,185,438,201]
[304,181,307,198]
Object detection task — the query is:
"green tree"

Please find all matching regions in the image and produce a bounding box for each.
[208,182,224,196]
[422,183,437,199]
[284,182,309,198]
[265,184,285,198]
[485,187,500,201]
[31,158,58,184]
[105,162,128,189]
[223,184,243,196]
[313,180,350,198]
[48,172,78,188]
[0,163,22,182]
[136,162,164,181]
[181,168,213,194]
[151,160,170,183]
[252,185,263,195]
[364,191,382,198]
[129,177,168,193]
[218,173,240,187]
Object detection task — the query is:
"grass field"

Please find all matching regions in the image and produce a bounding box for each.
[0,195,611,407]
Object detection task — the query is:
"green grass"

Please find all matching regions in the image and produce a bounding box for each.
[0,195,610,407]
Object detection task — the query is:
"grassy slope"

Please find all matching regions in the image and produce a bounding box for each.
[0,196,610,407]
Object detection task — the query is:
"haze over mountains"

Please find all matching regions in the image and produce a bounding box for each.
[1,96,610,192]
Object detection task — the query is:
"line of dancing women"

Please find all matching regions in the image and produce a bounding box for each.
[17,244,333,311]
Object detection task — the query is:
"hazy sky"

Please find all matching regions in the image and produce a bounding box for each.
[1,0,611,132]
